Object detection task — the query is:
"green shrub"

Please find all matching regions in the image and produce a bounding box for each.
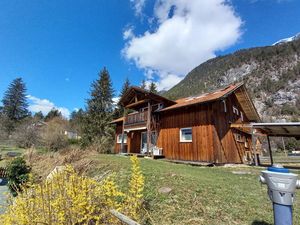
[68,138,80,145]
[7,157,31,196]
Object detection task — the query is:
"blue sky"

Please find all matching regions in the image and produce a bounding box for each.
[0,0,299,117]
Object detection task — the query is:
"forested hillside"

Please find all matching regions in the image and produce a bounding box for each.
[164,39,300,122]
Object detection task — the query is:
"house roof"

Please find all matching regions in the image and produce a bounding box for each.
[160,82,241,110]
[111,82,260,124]
[160,82,260,122]
[119,86,176,109]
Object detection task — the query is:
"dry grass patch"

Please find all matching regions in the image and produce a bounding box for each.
[24,148,98,180]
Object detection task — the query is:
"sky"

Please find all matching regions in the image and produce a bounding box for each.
[0,0,299,118]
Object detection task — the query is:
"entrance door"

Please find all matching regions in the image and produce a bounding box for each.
[141,132,147,153]
[141,131,157,154]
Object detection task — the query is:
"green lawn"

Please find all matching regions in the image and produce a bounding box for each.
[89,154,300,225]
[0,144,25,167]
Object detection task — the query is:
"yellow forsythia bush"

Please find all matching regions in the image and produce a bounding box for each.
[125,155,145,221]
[0,155,144,225]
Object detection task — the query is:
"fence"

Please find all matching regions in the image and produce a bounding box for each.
[0,167,8,178]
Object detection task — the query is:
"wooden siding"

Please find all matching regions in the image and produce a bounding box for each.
[157,93,252,163]
[114,92,253,164]
[114,123,143,154]
[157,104,215,162]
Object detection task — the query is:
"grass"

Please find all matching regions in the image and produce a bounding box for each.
[0,144,25,167]
[88,154,300,225]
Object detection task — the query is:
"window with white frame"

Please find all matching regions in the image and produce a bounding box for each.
[117,133,127,144]
[180,128,192,142]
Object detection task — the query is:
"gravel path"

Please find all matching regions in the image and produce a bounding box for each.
[0,179,8,214]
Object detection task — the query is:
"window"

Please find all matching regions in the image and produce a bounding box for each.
[180,128,192,142]
[117,133,127,144]
[245,138,249,148]
[234,133,244,142]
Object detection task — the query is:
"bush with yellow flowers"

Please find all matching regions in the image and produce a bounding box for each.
[0,155,144,225]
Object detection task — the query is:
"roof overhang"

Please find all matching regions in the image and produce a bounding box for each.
[110,117,124,124]
[119,86,176,110]
[231,85,261,122]
[124,126,146,132]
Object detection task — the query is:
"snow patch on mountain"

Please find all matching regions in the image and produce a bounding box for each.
[273,32,300,46]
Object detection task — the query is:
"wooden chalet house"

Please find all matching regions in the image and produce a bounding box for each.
[111,82,261,164]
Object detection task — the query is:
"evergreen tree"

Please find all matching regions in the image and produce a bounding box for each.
[1,78,29,133]
[2,78,29,121]
[44,108,62,121]
[81,67,114,150]
[149,81,158,93]
[69,108,85,134]
[140,79,146,90]
[113,78,130,119]
[33,111,44,120]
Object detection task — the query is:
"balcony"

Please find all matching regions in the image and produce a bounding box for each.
[124,111,148,129]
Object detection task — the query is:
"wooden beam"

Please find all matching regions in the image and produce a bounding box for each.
[121,109,128,154]
[267,135,274,165]
[230,123,252,128]
[282,127,290,134]
[146,101,151,155]
[126,99,148,108]
[110,210,140,225]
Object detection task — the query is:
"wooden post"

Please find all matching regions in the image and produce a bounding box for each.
[267,135,274,165]
[251,128,258,166]
[146,101,151,155]
[121,109,127,154]
[110,209,140,225]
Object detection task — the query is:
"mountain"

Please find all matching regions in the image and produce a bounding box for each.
[273,33,300,46]
[164,38,300,122]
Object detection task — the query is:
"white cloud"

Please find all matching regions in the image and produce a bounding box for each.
[130,0,146,17]
[123,0,242,90]
[123,27,135,40]
[112,97,120,105]
[27,95,71,118]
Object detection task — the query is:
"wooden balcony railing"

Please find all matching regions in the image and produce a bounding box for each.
[124,111,147,125]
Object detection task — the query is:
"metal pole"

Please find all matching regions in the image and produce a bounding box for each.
[273,203,292,225]
[252,128,258,166]
[267,135,274,165]
[282,137,287,157]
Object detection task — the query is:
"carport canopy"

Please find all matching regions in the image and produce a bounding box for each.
[251,122,300,138]
[231,122,300,166]
[231,122,300,137]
